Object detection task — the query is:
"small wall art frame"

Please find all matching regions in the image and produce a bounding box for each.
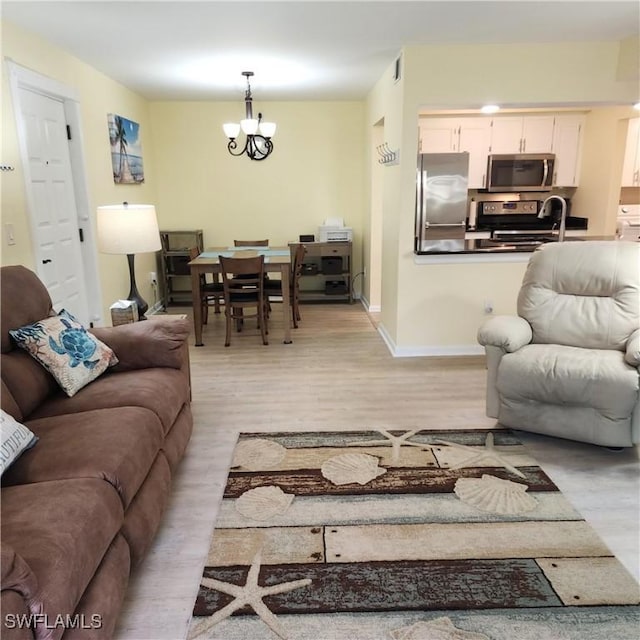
[107,113,145,184]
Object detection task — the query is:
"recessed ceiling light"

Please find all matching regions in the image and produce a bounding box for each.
[633,102,640,111]
[481,105,500,114]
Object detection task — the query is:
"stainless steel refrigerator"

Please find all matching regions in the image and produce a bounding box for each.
[415,152,469,253]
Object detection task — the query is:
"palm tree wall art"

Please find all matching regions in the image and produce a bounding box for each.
[107,113,145,184]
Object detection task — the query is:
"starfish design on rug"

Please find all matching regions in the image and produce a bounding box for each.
[347,429,435,462]
[188,549,312,640]
[435,432,526,479]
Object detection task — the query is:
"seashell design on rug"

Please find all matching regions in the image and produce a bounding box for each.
[232,438,287,471]
[321,452,387,486]
[391,616,491,639]
[235,486,295,521]
[453,474,538,515]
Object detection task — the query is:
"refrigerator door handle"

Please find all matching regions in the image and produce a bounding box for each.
[415,165,423,247]
[421,167,428,241]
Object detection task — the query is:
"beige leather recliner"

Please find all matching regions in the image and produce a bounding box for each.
[478,241,640,448]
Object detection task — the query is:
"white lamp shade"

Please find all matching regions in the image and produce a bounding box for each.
[223,122,241,139]
[240,118,259,135]
[97,204,161,254]
[259,121,276,138]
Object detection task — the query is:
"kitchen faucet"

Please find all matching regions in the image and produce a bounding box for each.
[538,195,567,242]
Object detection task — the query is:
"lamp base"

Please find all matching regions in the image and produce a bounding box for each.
[127,253,148,321]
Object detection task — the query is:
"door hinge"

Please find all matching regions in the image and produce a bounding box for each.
[66,125,72,140]
[78,227,84,242]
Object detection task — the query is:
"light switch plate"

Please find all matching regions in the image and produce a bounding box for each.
[5,223,15,245]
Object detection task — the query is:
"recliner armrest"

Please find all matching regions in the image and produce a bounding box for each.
[477,315,532,352]
[625,328,640,367]
[90,317,190,371]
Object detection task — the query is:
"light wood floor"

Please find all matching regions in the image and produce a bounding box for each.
[114,302,640,640]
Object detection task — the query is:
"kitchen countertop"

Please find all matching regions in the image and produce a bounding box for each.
[414,236,618,259]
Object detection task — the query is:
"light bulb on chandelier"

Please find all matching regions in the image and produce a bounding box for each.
[223,71,276,161]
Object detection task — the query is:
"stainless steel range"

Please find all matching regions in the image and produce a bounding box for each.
[475,198,583,235]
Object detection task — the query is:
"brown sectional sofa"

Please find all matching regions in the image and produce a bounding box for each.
[1,265,193,639]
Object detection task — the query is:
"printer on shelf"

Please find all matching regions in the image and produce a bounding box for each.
[318,217,353,243]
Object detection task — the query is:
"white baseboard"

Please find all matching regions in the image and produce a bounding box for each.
[377,323,484,357]
[359,295,381,313]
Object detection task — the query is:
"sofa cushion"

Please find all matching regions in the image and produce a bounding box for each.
[63,535,130,640]
[9,310,118,397]
[1,350,59,420]
[498,343,639,421]
[1,266,53,355]
[1,542,39,608]
[1,380,23,422]
[2,407,164,509]
[30,368,189,435]
[1,410,38,477]
[1,478,123,640]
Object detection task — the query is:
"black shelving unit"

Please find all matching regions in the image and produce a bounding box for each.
[294,241,352,303]
[158,230,203,307]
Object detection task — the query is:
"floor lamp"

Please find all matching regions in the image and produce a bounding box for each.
[97,203,161,321]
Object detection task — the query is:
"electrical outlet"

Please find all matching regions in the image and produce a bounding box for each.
[484,300,494,315]
[149,271,157,285]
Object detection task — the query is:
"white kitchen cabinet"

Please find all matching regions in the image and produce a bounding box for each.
[419,118,459,153]
[457,118,491,189]
[552,114,585,187]
[490,116,555,154]
[621,117,640,187]
[419,117,490,188]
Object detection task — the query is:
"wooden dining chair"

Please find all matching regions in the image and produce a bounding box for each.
[265,243,306,328]
[233,239,273,313]
[233,239,269,247]
[189,247,224,322]
[219,254,268,347]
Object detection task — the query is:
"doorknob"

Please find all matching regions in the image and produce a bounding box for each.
[42,259,52,264]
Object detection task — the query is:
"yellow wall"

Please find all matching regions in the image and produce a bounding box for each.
[149,101,365,262]
[1,20,158,323]
[572,106,638,234]
[366,58,405,339]
[366,40,639,353]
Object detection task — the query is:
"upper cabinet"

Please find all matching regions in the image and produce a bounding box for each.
[420,111,586,189]
[419,117,490,188]
[551,115,585,187]
[621,118,640,187]
[457,118,492,190]
[490,116,555,154]
[419,118,459,153]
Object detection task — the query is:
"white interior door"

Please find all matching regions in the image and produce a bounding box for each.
[17,87,90,324]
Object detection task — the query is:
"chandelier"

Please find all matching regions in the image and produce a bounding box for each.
[223,71,276,161]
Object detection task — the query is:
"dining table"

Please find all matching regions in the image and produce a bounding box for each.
[188,246,292,346]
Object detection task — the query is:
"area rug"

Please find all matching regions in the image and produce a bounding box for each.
[189,429,640,639]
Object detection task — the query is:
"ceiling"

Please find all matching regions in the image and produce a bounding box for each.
[3,1,639,101]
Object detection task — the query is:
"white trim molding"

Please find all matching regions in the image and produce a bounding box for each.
[377,323,484,358]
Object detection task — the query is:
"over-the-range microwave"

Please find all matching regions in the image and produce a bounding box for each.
[485,153,555,192]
